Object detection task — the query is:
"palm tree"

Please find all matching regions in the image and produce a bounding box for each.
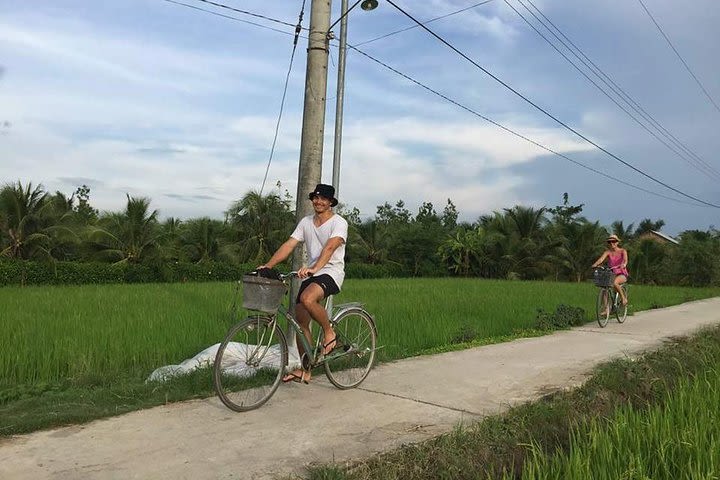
[611,220,635,242]
[87,195,164,264]
[350,220,389,265]
[554,220,607,282]
[0,181,53,259]
[480,206,553,279]
[226,191,294,264]
[179,217,233,264]
[635,218,666,237]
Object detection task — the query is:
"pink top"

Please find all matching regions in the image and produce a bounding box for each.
[607,250,628,276]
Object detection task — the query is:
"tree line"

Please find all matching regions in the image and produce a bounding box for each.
[1,182,719,286]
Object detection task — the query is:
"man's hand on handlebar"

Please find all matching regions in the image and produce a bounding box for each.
[297,266,316,279]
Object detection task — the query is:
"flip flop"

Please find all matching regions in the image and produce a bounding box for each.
[322,337,338,356]
[282,372,308,384]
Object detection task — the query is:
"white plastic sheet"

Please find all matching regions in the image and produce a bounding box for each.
[147,343,301,382]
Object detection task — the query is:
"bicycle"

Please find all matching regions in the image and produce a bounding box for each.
[213,271,378,412]
[592,266,628,327]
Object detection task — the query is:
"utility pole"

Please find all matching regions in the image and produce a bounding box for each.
[290,0,333,348]
[331,0,349,197]
[295,0,332,224]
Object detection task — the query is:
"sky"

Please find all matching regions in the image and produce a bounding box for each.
[2,0,719,235]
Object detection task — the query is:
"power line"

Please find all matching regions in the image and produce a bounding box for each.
[345,43,702,207]
[159,0,713,208]
[160,0,297,37]
[505,0,720,182]
[637,0,720,115]
[355,0,496,47]
[384,0,720,209]
[192,0,298,29]
[521,0,720,181]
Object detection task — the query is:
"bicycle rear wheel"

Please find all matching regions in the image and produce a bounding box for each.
[616,285,628,323]
[213,316,287,412]
[324,308,377,389]
[596,288,610,328]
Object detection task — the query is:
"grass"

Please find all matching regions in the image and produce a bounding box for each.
[514,367,720,479]
[302,325,720,480]
[1,278,718,435]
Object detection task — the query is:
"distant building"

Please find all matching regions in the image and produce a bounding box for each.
[638,230,680,245]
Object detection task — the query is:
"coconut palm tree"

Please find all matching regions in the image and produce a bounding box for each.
[87,195,164,264]
[554,220,607,282]
[179,217,235,264]
[226,191,294,264]
[479,206,554,280]
[611,220,635,243]
[0,181,53,260]
[349,219,389,265]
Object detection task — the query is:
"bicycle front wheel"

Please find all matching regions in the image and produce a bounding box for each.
[616,286,628,323]
[213,316,287,412]
[596,288,610,328]
[325,308,377,389]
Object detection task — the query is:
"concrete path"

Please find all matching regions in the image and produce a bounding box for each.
[2,297,719,480]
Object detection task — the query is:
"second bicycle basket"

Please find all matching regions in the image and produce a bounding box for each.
[242,275,287,313]
[593,268,615,287]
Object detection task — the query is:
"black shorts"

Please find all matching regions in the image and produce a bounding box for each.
[296,274,340,302]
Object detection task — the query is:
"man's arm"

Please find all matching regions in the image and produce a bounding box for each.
[299,236,344,277]
[260,237,300,269]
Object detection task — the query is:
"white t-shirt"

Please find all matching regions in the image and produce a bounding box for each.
[291,213,348,289]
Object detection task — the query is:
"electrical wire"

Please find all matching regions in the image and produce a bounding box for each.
[506,0,720,181]
[354,0,496,47]
[637,0,720,115]
[159,0,715,208]
[260,0,307,195]
[345,43,703,207]
[160,0,297,37]
[192,0,298,28]
[384,0,720,208]
[521,0,720,180]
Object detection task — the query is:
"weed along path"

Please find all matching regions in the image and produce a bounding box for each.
[2,297,720,480]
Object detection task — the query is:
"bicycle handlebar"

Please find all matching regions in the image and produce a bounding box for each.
[248,269,308,281]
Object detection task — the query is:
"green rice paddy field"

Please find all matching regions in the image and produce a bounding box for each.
[511,365,720,479]
[2,278,718,389]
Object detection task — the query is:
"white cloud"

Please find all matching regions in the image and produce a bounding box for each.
[398,0,518,41]
[2,0,718,232]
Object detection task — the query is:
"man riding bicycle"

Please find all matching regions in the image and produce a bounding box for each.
[258,183,348,384]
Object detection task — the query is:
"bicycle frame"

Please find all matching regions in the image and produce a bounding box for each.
[269,296,366,370]
[272,303,320,367]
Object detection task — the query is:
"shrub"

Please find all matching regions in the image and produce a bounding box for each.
[536,304,587,330]
[0,260,258,287]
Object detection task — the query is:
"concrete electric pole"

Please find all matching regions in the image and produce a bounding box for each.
[294,0,332,225]
[290,0,333,341]
[331,0,349,198]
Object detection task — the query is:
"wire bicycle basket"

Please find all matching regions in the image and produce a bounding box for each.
[593,268,615,288]
[242,275,287,314]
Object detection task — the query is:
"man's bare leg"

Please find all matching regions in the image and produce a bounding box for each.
[299,283,336,355]
[283,302,314,383]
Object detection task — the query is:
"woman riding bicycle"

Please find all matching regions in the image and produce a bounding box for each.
[592,234,629,308]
